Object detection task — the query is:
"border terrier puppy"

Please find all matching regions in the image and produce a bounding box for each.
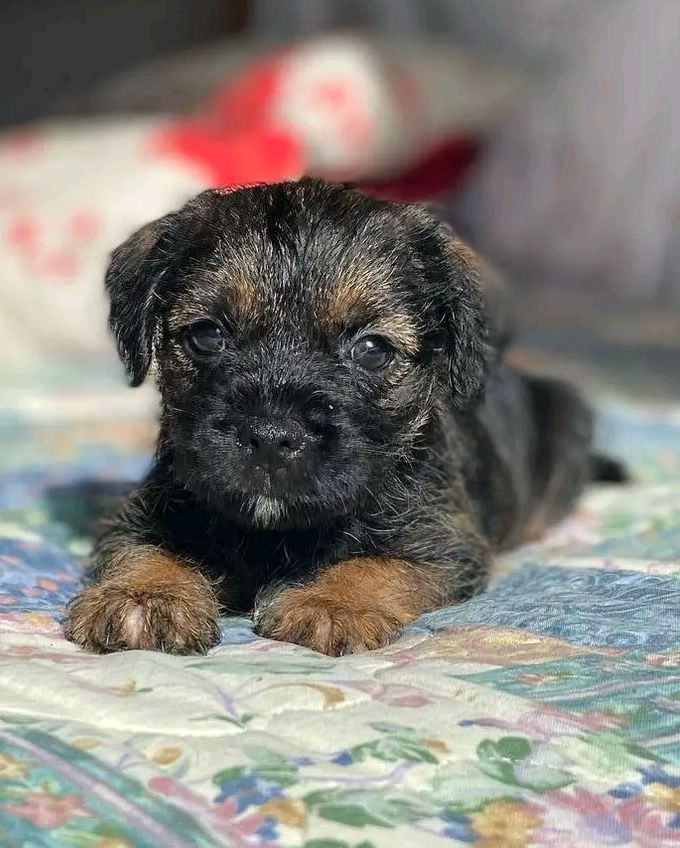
[64,178,601,657]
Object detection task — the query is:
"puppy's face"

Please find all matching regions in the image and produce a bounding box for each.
[106,180,488,528]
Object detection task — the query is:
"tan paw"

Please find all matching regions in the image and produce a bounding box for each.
[254,557,438,656]
[64,548,220,655]
[256,590,404,656]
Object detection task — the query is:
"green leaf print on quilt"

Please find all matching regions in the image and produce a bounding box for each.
[303,788,435,828]
[337,726,443,766]
[479,735,531,761]
[476,735,573,793]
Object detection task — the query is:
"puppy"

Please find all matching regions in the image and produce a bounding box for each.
[64,178,596,657]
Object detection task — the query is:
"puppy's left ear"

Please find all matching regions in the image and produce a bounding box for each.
[105,213,180,386]
[105,188,223,386]
[427,223,492,409]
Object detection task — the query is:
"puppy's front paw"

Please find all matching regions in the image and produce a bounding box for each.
[255,557,437,656]
[255,589,404,656]
[64,548,220,655]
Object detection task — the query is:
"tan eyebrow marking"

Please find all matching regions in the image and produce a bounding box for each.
[324,266,384,319]
[317,260,420,355]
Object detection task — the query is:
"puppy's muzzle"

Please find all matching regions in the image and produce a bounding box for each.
[237,418,308,473]
[213,375,340,496]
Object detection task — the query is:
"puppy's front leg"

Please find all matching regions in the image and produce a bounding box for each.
[254,558,444,656]
[64,546,221,655]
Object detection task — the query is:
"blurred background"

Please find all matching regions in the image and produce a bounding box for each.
[1,0,679,405]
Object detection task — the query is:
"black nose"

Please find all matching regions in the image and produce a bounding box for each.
[238,420,305,469]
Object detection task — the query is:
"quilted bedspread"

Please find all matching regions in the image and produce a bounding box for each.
[1,379,680,848]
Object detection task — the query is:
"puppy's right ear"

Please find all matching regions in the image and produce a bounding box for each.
[105,213,179,387]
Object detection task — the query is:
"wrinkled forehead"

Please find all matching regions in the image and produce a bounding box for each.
[170,210,422,351]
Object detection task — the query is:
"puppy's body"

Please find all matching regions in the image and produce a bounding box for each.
[65,180,594,656]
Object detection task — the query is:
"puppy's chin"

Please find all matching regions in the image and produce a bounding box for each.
[172,458,362,530]
[249,495,288,528]
[242,494,342,530]
[218,491,357,531]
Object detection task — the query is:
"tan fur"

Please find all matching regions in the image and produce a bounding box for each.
[167,268,261,332]
[64,547,220,654]
[320,266,420,355]
[229,270,260,318]
[257,557,443,656]
[323,267,381,324]
[452,237,480,274]
[376,316,420,355]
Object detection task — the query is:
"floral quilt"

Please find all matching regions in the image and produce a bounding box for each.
[1,387,680,848]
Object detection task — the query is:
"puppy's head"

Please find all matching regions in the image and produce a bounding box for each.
[106,179,489,528]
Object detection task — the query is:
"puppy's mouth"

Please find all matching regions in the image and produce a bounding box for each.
[236,469,340,529]
[229,462,365,530]
[242,461,307,496]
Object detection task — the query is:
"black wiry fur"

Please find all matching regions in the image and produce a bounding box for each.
[65,179,601,655]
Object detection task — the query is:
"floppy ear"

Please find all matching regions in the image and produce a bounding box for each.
[105,213,181,386]
[463,250,514,354]
[415,217,492,409]
[440,231,491,408]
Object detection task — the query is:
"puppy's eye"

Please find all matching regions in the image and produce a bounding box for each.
[184,320,226,357]
[349,335,395,371]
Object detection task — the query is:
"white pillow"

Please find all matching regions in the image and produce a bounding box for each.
[0,117,205,380]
